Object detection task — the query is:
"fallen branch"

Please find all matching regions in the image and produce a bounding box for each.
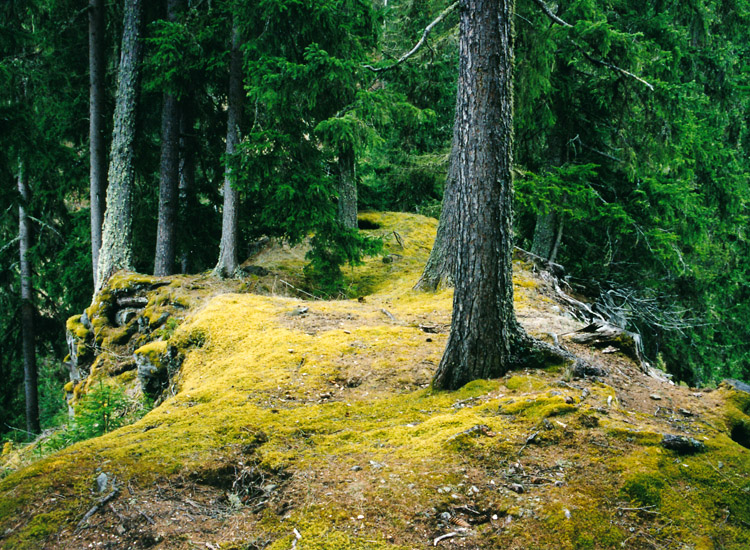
[434,532,458,546]
[364,2,458,73]
[76,487,120,530]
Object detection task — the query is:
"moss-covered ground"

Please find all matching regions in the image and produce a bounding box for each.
[1,212,749,549]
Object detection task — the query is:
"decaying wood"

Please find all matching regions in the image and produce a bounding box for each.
[567,321,644,366]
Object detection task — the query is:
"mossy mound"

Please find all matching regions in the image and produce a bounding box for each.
[1,212,749,549]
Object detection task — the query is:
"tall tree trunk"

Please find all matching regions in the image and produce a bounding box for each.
[414,140,458,291]
[178,104,195,274]
[89,0,106,286]
[432,0,519,390]
[17,161,40,434]
[337,145,358,229]
[530,210,557,259]
[214,19,242,277]
[96,0,143,290]
[154,0,183,276]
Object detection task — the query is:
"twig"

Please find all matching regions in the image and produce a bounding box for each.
[434,532,458,546]
[276,279,320,300]
[76,487,120,530]
[518,431,539,455]
[380,308,397,322]
[364,2,458,73]
[139,510,155,525]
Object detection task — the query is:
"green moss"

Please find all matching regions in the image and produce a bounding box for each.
[499,393,577,419]
[607,427,662,445]
[622,472,665,506]
[135,341,168,364]
[65,315,90,340]
[505,375,548,392]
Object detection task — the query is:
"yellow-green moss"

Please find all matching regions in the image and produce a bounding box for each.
[505,375,548,392]
[499,393,577,419]
[65,315,90,340]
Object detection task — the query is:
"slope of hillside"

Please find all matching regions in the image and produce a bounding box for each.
[1,212,749,550]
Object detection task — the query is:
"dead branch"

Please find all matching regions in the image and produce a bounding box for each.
[531,0,655,91]
[76,487,120,531]
[364,2,458,73]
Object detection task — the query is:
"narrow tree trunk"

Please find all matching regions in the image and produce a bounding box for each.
[18,162,40,434]
[178,104,195,274]
[337,145,358,229]
[96,0,143,290]
[433,0,524,390]
[154,0,183,276]
[214,20,243,278]
[89,0,106,286]
[530,210,557,259]
[414,143,458,291]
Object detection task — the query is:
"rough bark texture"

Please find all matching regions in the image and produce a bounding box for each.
[18,163,40,434]
[153,0,183,276]
[337,145,358,229]
[96,0,143,290]
[214,20,242,278]
[178,105,195,274]
[89,0,106,285]
[530,210,557,260]
[433,0,532,390]
[414,144,458,291]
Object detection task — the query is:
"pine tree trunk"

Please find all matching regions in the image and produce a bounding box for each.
[433,0,527,390]
[89,0,106,286]
[337,145,358,229]
[96,0,143,290]
[154,0,183,276]
[17,162,40,434]
[178,104,195,274]
[214,20,242,278]
[414,142,458,291]
[530,210,557,259]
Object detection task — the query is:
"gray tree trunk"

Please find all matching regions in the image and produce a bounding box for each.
[17,162,40,434]
[414,142,458,291]
[214,20,243,278]
[530,210,557,259]
[154,0,183,276]
[89,0,106,286]
[178,105,195,274]
[337,145,358,229]
[432,0,523,390]
[96,0,143,291]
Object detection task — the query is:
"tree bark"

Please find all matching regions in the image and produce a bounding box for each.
[214,19,243,278]
[337,145,358,229]
[89,0,106,286]
[433,0,531,390]
[17,161,40,434]
[154,0,183,276]
[178,103,195,274]
[530,210,557,259]
[414,143,458,291]
[96,0,143,290]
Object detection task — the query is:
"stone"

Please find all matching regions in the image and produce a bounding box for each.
[571,361,606,379]
[661,434,706,454]
[724,379,750,394]
[115,308,139,327]
[95,472,108,493]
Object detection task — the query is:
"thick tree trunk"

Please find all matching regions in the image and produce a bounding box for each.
[432,0,524,390]
[89,0,106,286]
[214,20,242,278]
[178,105,195,274]
[154,0,183,276]
[96,0,143,290]
[17,162,40,434]
[337,145,358,229]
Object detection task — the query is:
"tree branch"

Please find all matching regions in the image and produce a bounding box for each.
[364,1,458,73]
[531,0,655,91]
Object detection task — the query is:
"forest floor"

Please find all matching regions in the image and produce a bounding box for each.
[1,212,749,550]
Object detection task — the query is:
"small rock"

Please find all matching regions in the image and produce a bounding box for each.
[369,460,384,470]
[723,379,750,394]
[571,361,607,379]
[563,508,571,519]
[564,395,575,404]
[439,511,451,521]
[661,434,706,454]
[650,394,662,401]
[95,472,109,493]
[508,483,525,494]
[678,408,693,417]
[350,465,362,472]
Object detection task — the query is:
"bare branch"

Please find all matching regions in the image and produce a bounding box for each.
[531,0,655,91]
[364,2,458,73]
[531,0,572,28]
